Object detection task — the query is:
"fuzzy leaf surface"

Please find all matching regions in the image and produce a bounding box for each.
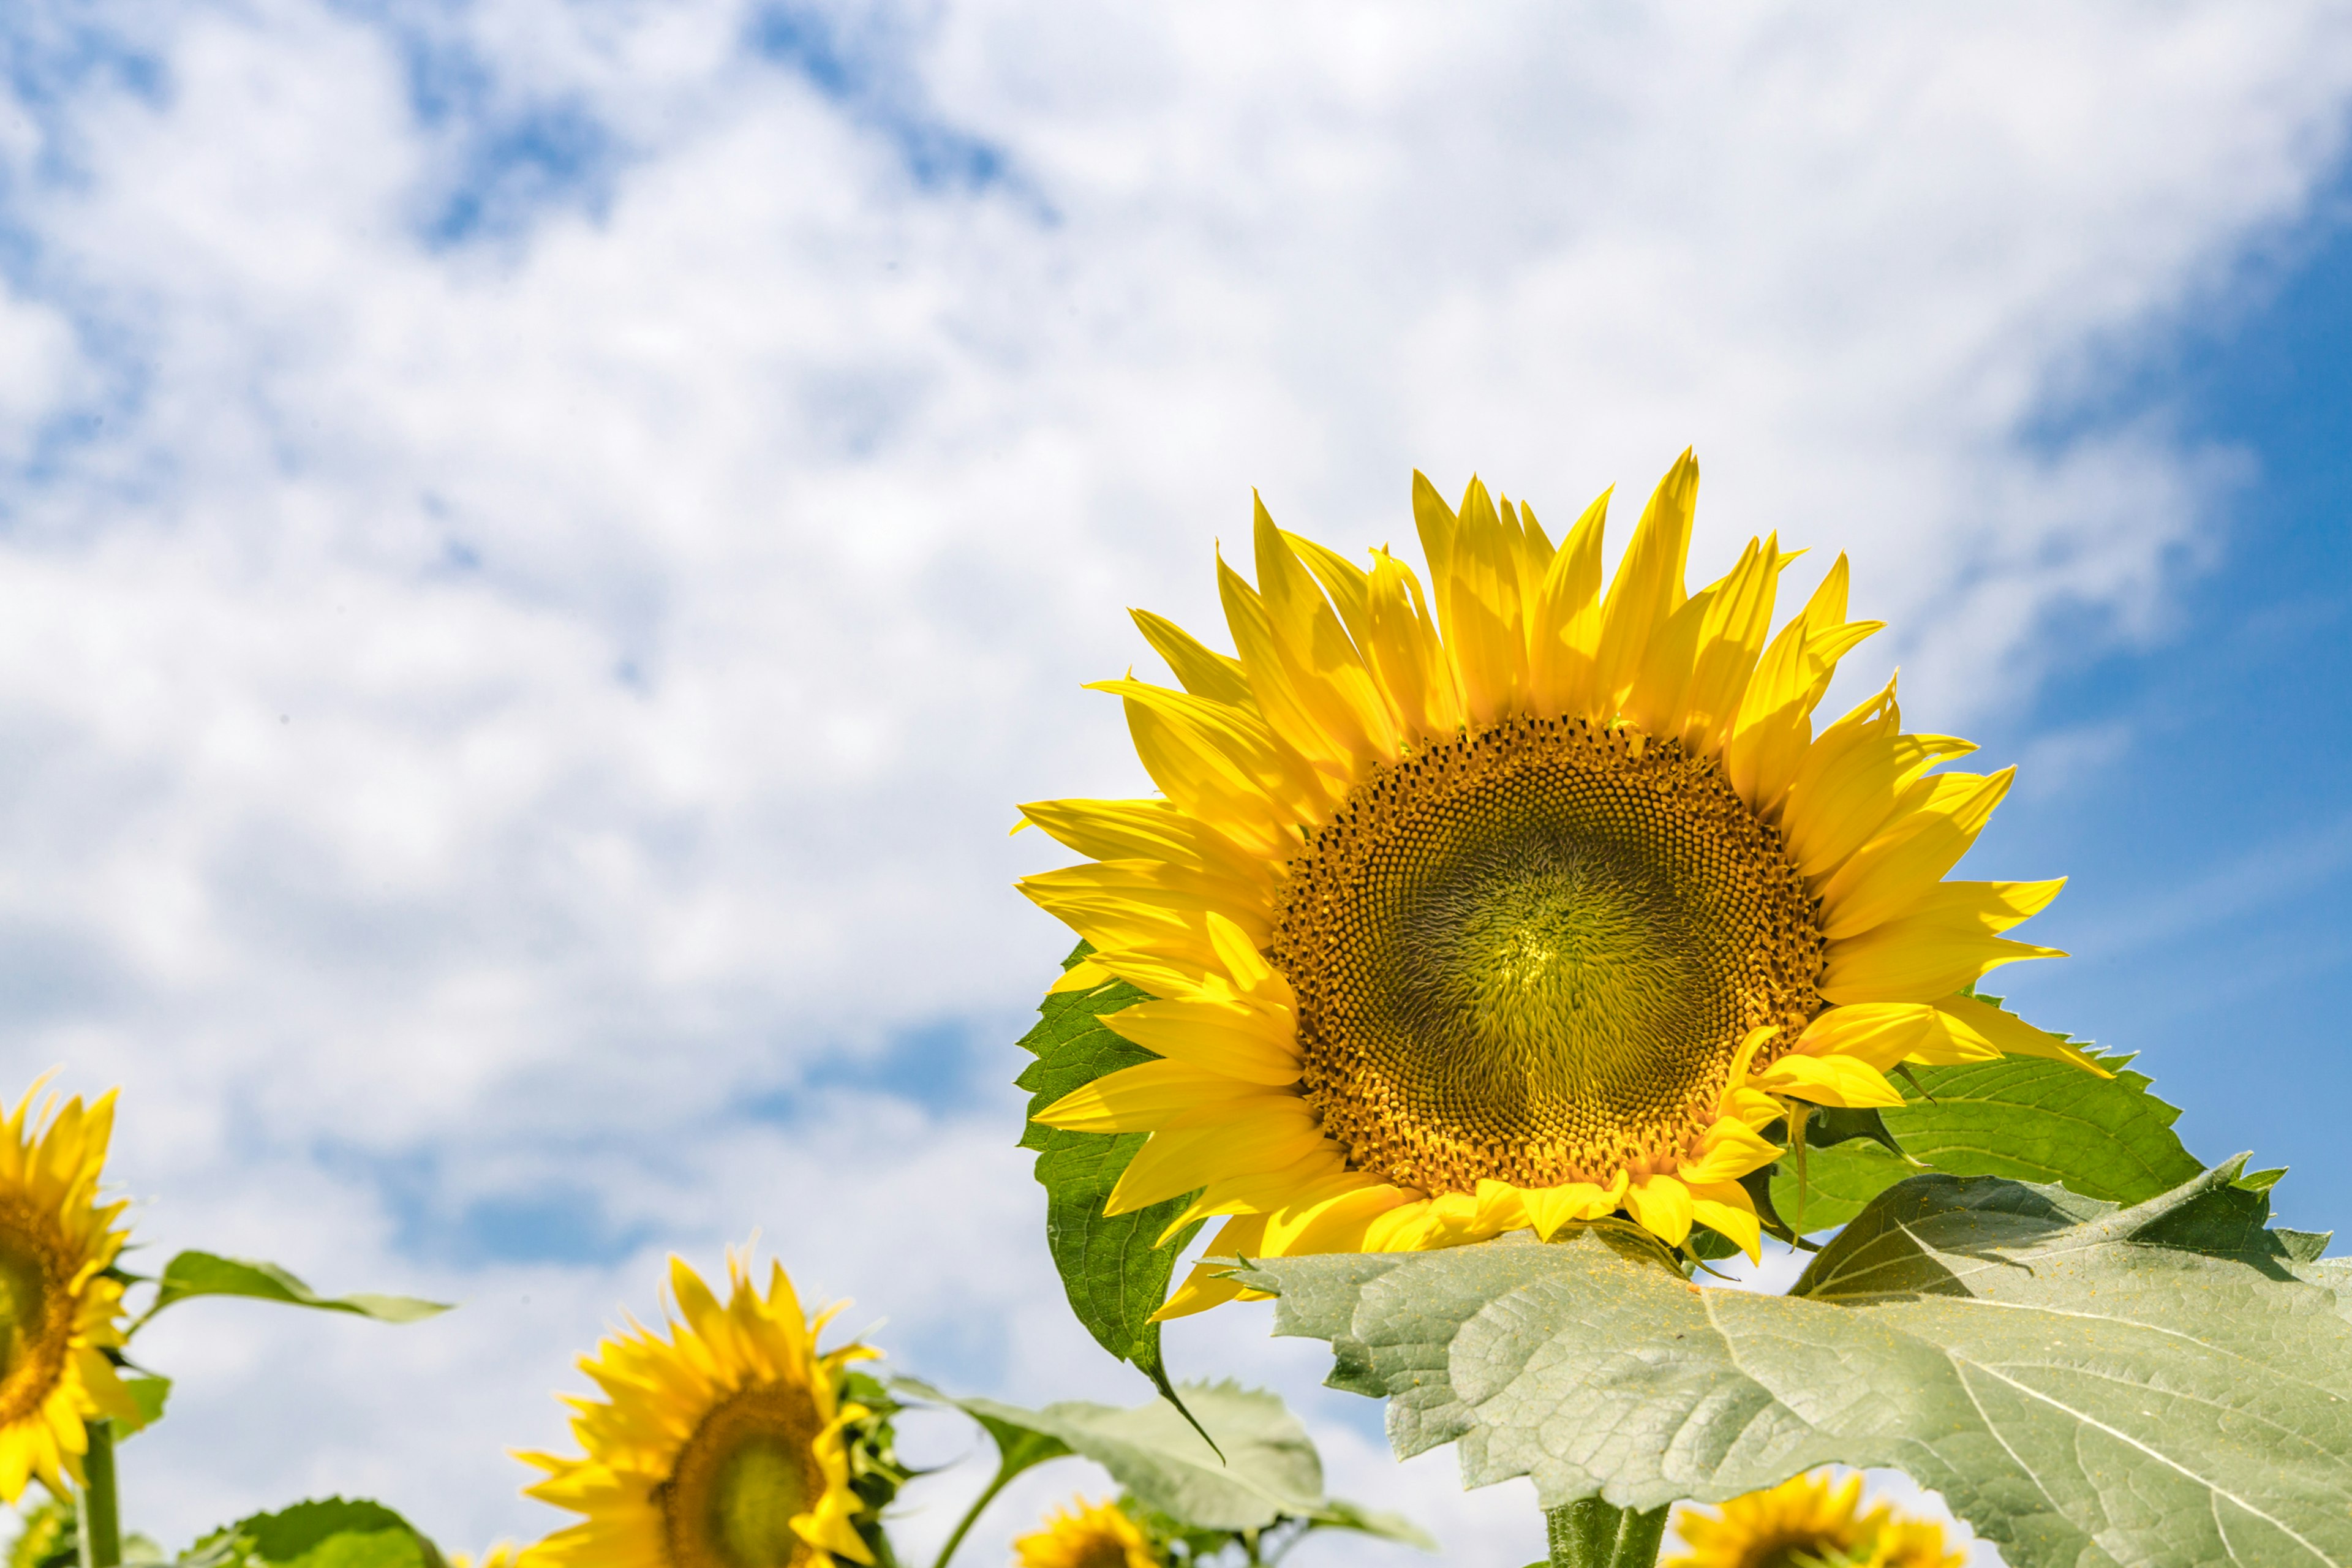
[1242,1164,2352,1568]
[911,1379,1335,1534]
[1016,953,1203,1396]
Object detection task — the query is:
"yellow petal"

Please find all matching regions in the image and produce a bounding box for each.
[1817,769,2015,939]
[1016,797,1268,886]
[1934,993,2110,1076]
[1780,731,1978,880]
[1820,923,2065,1005]
[1526,488,1610,718]
[1246,500,1400,764]
[1093,677,1327,850]
[1747,1052,1904,1108]
[1262,1183,1420,1255]
[1623,1172,1695,1248]
[1102,998,1302,1085]
[1048,959,1112,994]
[1129,609,1256,710]
[1034,1060,1288,1134]
[1681,1118,1782,1183]
[1789,1002,1945,1071]
[1365,546,1464,741]
[1105,1105,1327,1214]
[1686,1180,1762,1262]
[1153,1215,1273,1320]
[1591,450,1698,711]
[1676,533,1787,755]
[1439,477,1531,725]
[1217,547,1355,774]
[1522,1172,1627,1240]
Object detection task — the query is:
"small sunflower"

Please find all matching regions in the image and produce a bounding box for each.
[1670,1472,1964,1568]
[518,1252,876,1568]
[0,1079,138,1502]
[1019,455,2101,1306]
[1011,1498,1157,1568]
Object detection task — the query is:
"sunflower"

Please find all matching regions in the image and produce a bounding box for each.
[1670,1472,1964,1568]
[0,1079,138,1502]
[1011,1498,1158,1568]
[1019,454,2100,1308]
[518,1252,876,1568]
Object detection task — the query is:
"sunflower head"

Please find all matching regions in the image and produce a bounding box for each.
[0,1078,138,1502]
[1011,1498,1158,1568]
[517,1251,883,1568]
[1020,456,2101,1300]
[1670,1472,1964,1568]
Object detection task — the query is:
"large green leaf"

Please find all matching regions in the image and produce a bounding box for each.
[190,1500,443,1568]
[133,1253,449,1330]
[1016,948,1204,1401]
[1773,1031,2204,1231]
[1241,1161,2352,1568]
[902,1378,1432,1547]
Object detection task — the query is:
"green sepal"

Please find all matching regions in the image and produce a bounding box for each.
[184,1500,445,1568]
[835,1371,914,1568]
[130,1254,450,1333]
[1240,1159,2352,1568]
[1016,945,1205,1417]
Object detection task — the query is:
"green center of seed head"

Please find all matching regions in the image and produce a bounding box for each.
[710,1434,811,1568]
[1420,843,1708,1117]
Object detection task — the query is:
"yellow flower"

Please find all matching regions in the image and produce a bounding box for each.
[1011,1498,1157,1568]
[0,1079,139,1502]
[517,1251,877,1568]
[1670,1472,1963,1568]
[1019,454,2103,1305]
[450,1548,523,1568]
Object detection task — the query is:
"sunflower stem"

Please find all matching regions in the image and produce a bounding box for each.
[928,1465,1017,1568]
[77,1419,123,1568]
[1544,1498,1670,1568]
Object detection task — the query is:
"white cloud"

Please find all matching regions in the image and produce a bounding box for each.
[0,0,2346,1559]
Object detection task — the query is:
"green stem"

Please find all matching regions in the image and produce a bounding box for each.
[928,1466,1018,1568]
[1545,1498,1670,1568]
[78,1419,122,1568]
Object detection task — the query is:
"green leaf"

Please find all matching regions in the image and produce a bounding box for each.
[116,1373,170,1436]
[903,1379,1392,1537]
[1016,948,1204,1401]
[189,1500,443,1568]
[1240,1161,2352,1568]
[1768,1140,1915,1234]
[135,1253,450,1330]
[1773,1034,2204,1229]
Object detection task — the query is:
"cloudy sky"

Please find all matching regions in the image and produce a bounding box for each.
[2,2,2351,1564]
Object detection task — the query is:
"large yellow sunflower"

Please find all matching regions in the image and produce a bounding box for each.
[1670,1471,1964,1568]
[518,1252,876,1568]
[0,1079,138,1502]
[1011,1498,1158,1568]
[1019,454,2100,1311]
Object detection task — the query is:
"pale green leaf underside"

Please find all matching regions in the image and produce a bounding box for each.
[1242,1164,2352,1568]
[138,1253,450,1329]
[904,1378,1416,1539]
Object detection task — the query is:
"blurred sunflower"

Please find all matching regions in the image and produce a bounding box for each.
[1011,1498,1156,1568]
[1019,454,2100,1304]
[1671,1471,1964,1568]
[518,1253,876,1568]
[0,1079,139,1501]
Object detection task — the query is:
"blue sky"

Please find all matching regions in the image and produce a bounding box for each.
[0,5,2350,1567]
[1973,194,2352,1232]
